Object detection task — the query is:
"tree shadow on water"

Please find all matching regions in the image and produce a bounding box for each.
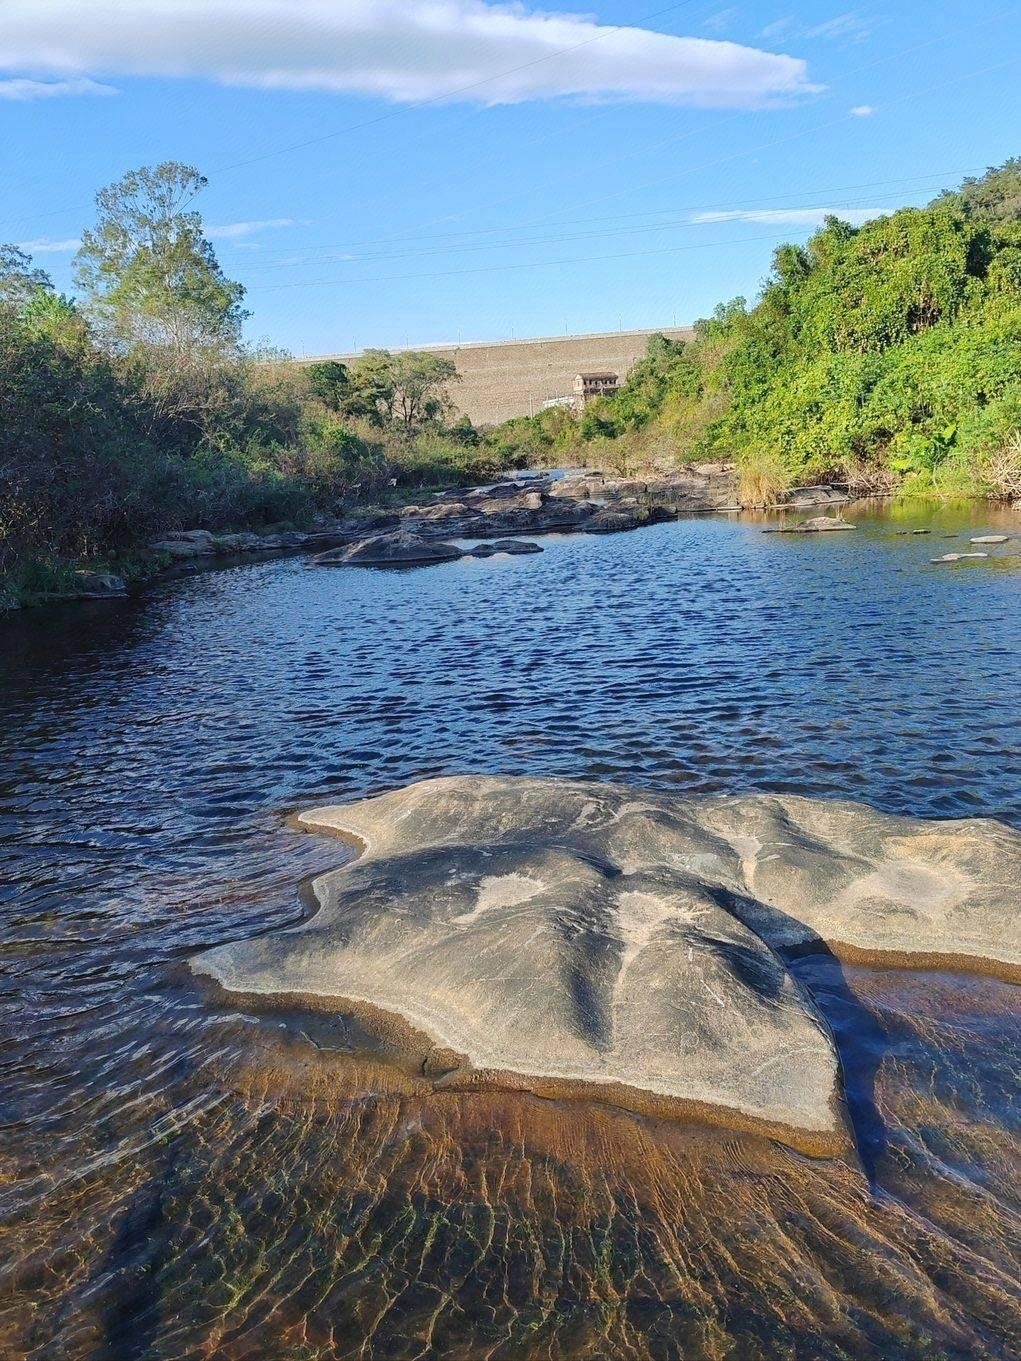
[716,889,891,1185]
[86,1135,190,1361]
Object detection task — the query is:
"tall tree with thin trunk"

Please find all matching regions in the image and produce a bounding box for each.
[74,162,248,353]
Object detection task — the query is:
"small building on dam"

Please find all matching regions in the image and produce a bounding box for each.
[305,326,694,426]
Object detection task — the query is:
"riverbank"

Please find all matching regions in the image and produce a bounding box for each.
[7,461,1016,611]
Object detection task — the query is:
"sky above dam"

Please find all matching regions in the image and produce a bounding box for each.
[1,0,1018,354]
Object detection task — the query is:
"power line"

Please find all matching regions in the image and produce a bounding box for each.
[229,175,978,275]
[222,168,979,263]
[239,5,1008,283]
[254,225,833,292]
[211,0,706,175]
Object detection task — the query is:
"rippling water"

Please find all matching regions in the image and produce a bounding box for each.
[1,500,1019,1359]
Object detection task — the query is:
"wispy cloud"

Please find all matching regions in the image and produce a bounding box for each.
[760,17,796,41]
[690,207,887,226]
[16,237,81,253]
[0,0,821,109]
[761,10,874,45]
[804,12,873,43]
[702,9,739,34]
[0,76,115,100]
[207,218,300,240]
[850,104,875,117]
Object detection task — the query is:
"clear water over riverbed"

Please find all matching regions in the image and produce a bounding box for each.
[1,501,1019,1359]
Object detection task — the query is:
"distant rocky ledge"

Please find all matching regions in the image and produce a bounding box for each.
[148,468,858,572]
[192,776,1020,1152]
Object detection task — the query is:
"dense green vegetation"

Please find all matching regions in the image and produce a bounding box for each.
[0,163,498,606]
[4,160,1021,607]
[494,161,1021,503]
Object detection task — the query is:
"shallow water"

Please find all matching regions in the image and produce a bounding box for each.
[1,500,1019,1359]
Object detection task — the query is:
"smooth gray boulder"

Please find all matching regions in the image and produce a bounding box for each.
[195,777,842,1147]
[312,530,462,567]
[150,530,217,558]
[970,534,1010,544]
[193,778,1020,1146]
[73,571,127,599]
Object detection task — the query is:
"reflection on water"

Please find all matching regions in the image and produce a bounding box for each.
[1,501,1019,1358]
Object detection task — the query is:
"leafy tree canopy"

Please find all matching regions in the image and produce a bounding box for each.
[0,244,52,310]
[74,162,248,352]
[493,159,1021,496]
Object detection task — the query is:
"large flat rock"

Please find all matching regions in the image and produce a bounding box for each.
[192,777,1020,1147]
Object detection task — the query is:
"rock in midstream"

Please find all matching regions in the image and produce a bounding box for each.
[192,777,1021,1148]
[764,515,857,534]
[312,530,463,567]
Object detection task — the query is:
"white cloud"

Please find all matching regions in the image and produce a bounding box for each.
[0,0,821,109]
[691,207,887,226]
[850,104,875,117]
[0,76,115,100]
[207,218,300,240]
[16,237,81,253]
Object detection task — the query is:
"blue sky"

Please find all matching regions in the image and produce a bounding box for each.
[1,1,1018,354]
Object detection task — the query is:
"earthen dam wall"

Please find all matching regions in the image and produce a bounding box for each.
[303,327,695,426]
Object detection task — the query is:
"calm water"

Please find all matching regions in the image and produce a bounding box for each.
[1,501,1019,1359]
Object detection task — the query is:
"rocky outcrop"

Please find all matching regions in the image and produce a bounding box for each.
[191,776,1019,1147]
[312,530,463,567]
[149,529,218,559]
[586,505,675,534]
[73,571,128,599]
[399,502,479,523]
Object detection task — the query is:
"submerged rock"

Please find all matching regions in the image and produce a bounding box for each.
[491,538,543,554]
[782,485,850,509]
[191,777,1018,1146]
[765,515,857,534]
[469,539,543,557]
[312,530,463,567]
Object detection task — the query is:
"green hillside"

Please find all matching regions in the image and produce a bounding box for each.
[494,161,1021,503]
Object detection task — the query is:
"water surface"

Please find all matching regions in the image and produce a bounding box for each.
[1,500,1019,1359]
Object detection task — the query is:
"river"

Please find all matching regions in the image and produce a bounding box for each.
[1,500,1019,1359]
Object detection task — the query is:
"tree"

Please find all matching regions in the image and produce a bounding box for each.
[343,349,458,430]
[935,158,1021,223]
[307,360,352,411]
[74,162,248,352]
[0,244,52,310]
[391,351,457,429]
